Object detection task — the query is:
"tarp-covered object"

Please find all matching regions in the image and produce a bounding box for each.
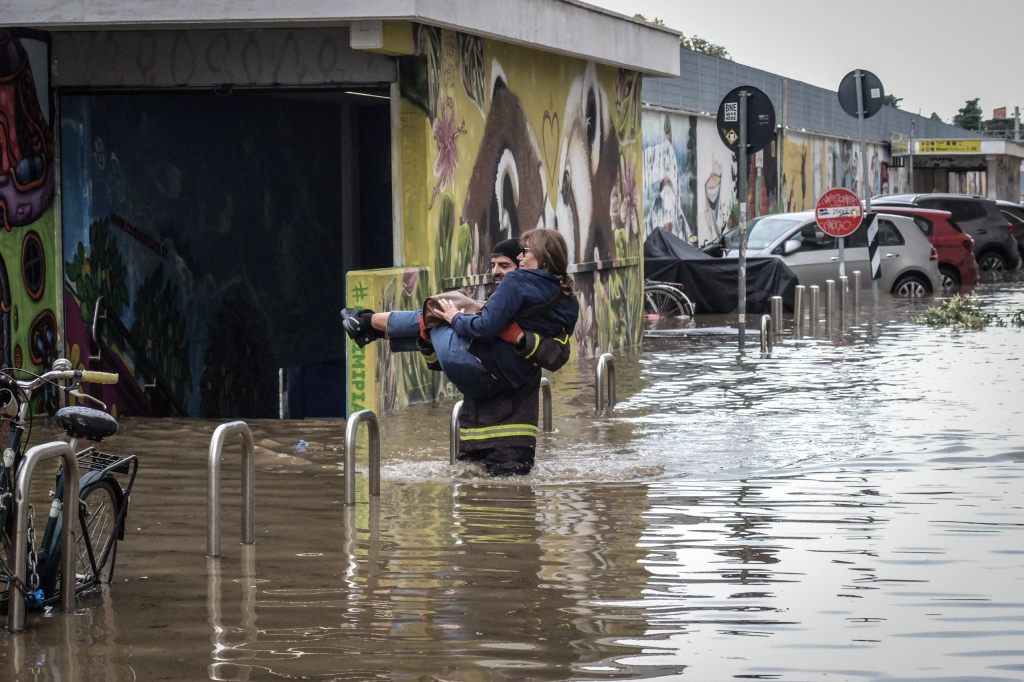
[644,229,798,314]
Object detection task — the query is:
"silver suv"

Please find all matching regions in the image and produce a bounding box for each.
[872,193,1020,271]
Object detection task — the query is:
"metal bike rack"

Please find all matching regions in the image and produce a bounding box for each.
[760,315,774,353]
[595,352,616,413]
[794,285,805,337]
[207,421,256,558]
[9,441,79,633]
[449,400,464,465]
[770,296,783,339]
[539,377,552,433]
[344,409,380,506]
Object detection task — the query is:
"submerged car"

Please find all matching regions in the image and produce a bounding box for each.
[866,206,978,289]
[872,193,1019,272]
[724,210,941,296]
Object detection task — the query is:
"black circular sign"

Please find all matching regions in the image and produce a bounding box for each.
[716,85,776,154]
[838,69,885,119]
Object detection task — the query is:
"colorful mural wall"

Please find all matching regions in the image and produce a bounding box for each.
[349,27,644,414]
[0,29,62,409]
[640,112,899,248]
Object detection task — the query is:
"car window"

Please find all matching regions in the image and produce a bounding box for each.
[789,223,836,251]
[738,216,803,250]
[846,220,868,247]
[912,216,933,236]
[877,219,905,246]
[937,200,985,221]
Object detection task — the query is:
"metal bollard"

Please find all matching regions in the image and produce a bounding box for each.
[853,270,861,310]
[825,279,835,336]
[794,285,805,338]
[9,442,79,633]
[809,285,820,337]
[760,314,773,353]
[208,421,256,558]
[839,275,849,318]
[344,409,380,506]
[770,296,783,339]
[449,399,464,464]
[595,352,616,413]
[540,377,552,433]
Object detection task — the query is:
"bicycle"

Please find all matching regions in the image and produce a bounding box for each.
[0,360,137,619]
[643,279,696,318]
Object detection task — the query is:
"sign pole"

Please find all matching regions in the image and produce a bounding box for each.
[737,90,748,350]
[854,70,878,303]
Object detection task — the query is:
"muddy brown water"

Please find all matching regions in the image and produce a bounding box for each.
[3,280,1024,681]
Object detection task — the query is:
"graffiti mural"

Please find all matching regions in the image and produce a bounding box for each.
[405,32,638,346]
[0,30,59,386]
[695,118,737,244]
[642,111,696,242]
[781,132,887,212]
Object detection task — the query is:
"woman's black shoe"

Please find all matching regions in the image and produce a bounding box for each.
[340,308,383,347]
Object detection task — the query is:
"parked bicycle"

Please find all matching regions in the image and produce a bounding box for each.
[0,361,137,619]
[643,279,696,318]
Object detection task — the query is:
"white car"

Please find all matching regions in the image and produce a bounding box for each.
[725,210,942,296]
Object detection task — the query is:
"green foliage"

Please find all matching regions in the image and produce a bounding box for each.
[883,94,902,109]
[914,293,995,329]
[953,98,983,130]
[680,35,730,59]
[131,268,192,404]
[930,112,943,122]
[65,216,131,331]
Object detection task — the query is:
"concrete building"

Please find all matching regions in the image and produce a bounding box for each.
[1,1,678,417]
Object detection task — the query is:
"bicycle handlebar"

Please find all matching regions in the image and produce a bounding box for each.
[5,369,120,393]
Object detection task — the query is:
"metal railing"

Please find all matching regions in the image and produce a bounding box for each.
[8,442,79,633]
[207,421,255,558]
[344,409,380,506]
[595,353,616,413]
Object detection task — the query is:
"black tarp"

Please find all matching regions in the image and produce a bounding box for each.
[644,229,798,314]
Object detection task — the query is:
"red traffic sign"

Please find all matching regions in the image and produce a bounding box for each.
[815,188,862,238]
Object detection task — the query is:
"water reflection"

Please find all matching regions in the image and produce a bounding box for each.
[2,281,1023,680]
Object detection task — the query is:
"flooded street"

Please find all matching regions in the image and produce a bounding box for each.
[3,281,1024,681]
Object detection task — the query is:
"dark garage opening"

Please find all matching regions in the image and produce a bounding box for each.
[59,88,392,419]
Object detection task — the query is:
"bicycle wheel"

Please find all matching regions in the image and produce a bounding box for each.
[73,478,119,585]
[644,285,689,317]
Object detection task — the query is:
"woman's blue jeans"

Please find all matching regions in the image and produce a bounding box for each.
[386,311,507,399]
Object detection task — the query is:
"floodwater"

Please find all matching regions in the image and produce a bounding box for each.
[3,280,1024,681]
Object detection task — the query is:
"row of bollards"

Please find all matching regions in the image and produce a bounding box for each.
[790,271,862,340]
[209,353,622,557]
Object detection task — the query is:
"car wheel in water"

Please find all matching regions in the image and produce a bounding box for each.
[938,265,961,290]
[977,251,1007,271]
[892,273,930,297]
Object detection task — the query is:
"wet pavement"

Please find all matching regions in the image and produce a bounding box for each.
[3,279,1024,681]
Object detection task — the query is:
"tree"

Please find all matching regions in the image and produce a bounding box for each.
[953,98,983,130]
[930,112,943,122]
[681,35,731,59]
[632,15,731,59]
[883,94,902,109]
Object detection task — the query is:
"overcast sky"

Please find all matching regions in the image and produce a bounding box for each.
[588,0,1021,123]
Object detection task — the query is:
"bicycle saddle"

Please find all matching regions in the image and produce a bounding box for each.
[55,406,119,441]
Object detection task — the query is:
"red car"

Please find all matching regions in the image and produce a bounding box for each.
[876,207,978,289]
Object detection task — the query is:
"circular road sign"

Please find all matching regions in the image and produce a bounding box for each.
[838,69,885,119]
[716,85,776,154]
[815,188,863,238]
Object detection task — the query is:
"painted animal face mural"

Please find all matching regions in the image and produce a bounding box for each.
[462,61,550,273]
[554,63,620,264]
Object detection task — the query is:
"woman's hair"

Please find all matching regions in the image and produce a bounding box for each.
[520,228,574,297]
